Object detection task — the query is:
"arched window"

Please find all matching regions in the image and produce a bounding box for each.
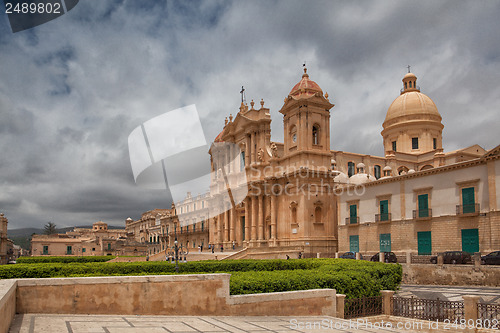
[409,81,412,88]
[312,125,319,145]
[374,165,381,179]
[290,125,297,145]
[398,166,409,175]
[348,162,355,177]
[405,82,407,89]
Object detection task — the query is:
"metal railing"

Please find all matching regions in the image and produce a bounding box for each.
[345,216,360,225]
[478,303,500,323]
[456,203,480,215]
[344,296,383,319]
[413,209,432,219]
[392,296,464,321]
[375,213,391,222]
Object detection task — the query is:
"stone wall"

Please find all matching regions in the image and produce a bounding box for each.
[13,274,336,317]
[0,280,16,333]
[403,264,500,287]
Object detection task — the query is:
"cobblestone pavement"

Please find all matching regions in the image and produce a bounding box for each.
[396,284,500,303]
[9,314,427,333]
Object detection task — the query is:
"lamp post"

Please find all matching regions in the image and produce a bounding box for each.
[174,239,179,273]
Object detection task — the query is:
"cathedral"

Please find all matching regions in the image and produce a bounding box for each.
[127,67,499,259]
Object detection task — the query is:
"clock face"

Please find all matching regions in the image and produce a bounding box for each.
[292,133,297,143]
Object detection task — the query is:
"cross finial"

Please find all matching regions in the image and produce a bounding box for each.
[407,65,411,73]
[240,86,245,103]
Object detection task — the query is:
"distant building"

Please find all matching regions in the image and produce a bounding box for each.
[31,221,146,256]
[0,213,8,264]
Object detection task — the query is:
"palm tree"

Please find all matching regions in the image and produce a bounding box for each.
[44,222,57,235]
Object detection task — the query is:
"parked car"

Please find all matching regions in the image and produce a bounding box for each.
[339,251,363,260]
[370,252,397,263]
[481,251,500,265]
[430,251,471,264]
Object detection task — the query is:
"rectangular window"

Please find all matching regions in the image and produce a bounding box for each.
[379,233,391,252]
[92,248,95,251]
[193,224,196,232]
[418,194,429,218]
[349,235,359,253]
[349,204,357,224]
[374,165,381,179]
[392,141,397,152]
[348,162,355,177]
[201,221,204,231]
[240,152,245,171]
[433,138,437,149]
[43,245,48,255]
[82,248,86,253]
[412,137,419,149]
[462,187,475,213]
[186,225,189,232]
[181,226,183,234]
[66,246,72,255]
[107,243,111,250]
[380,200,389,221]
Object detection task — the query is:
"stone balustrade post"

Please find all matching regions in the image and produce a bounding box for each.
[380,290,395,315]
[335,252,339,258]
[336,294,346,318]
[437,253,444,266]
[463,295,480,333]
[473,252,481,270]
[379,252,385,263]
[406,252,412,265]
[355,252,361,260]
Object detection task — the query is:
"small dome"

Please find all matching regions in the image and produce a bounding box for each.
[356,162,365,168]
[334,172,349,184]
[289,67,323,100]
[330,158,336,164]
[408,169,416,174]
[404,72,417,80]
[350,173,372,185]
[383,166,392,171]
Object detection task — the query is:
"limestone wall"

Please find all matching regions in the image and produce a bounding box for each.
[14,274,336,317]
[403,264,500,287]
[0,280,16,333]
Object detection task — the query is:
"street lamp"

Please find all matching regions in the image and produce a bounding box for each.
[174,239,179,273]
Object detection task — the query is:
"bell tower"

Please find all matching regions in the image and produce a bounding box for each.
[279,67,334,167]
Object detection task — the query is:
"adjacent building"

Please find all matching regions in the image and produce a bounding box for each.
[0,213,9,264]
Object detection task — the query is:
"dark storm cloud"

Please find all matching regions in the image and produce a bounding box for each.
[0,0,498,229]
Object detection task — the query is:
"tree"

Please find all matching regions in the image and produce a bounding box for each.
[44,222,57,235]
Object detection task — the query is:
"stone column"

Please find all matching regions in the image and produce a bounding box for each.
[245,197,250,243]
[225,208,230,243]
[246,134,251,167]
[230,207,236,243]
[251,195,258,241]
[270,194,277,240]
[380,290,395,315]
[258,195,264,240]
[250,132,255,164]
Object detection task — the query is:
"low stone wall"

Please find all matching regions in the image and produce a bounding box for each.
[12,274,336,317]
[0,280,16,333]
[403,264,500,287]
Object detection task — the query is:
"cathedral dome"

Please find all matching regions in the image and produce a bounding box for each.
[289,67,323,100]
[381,71,444,155]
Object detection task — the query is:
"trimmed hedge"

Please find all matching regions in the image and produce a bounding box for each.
[0,258,402,298]
[16,256,115,264]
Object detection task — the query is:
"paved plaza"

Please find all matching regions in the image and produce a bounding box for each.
[396,284,500,304]
[9,314,430,333]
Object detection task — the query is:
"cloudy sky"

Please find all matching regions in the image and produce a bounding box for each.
[1,0,499,230]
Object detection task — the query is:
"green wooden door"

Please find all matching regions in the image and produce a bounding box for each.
[380,200,389,221]
[418,194,429,217]
[417,231,432,255]
[349,204,357,224]
[349,235,359,253]
[462,187,475,213]
[379,233,391,252]
[461,229,479,254]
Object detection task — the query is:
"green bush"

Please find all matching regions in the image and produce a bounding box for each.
[0,258,402,298]
[16,256,115,264]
